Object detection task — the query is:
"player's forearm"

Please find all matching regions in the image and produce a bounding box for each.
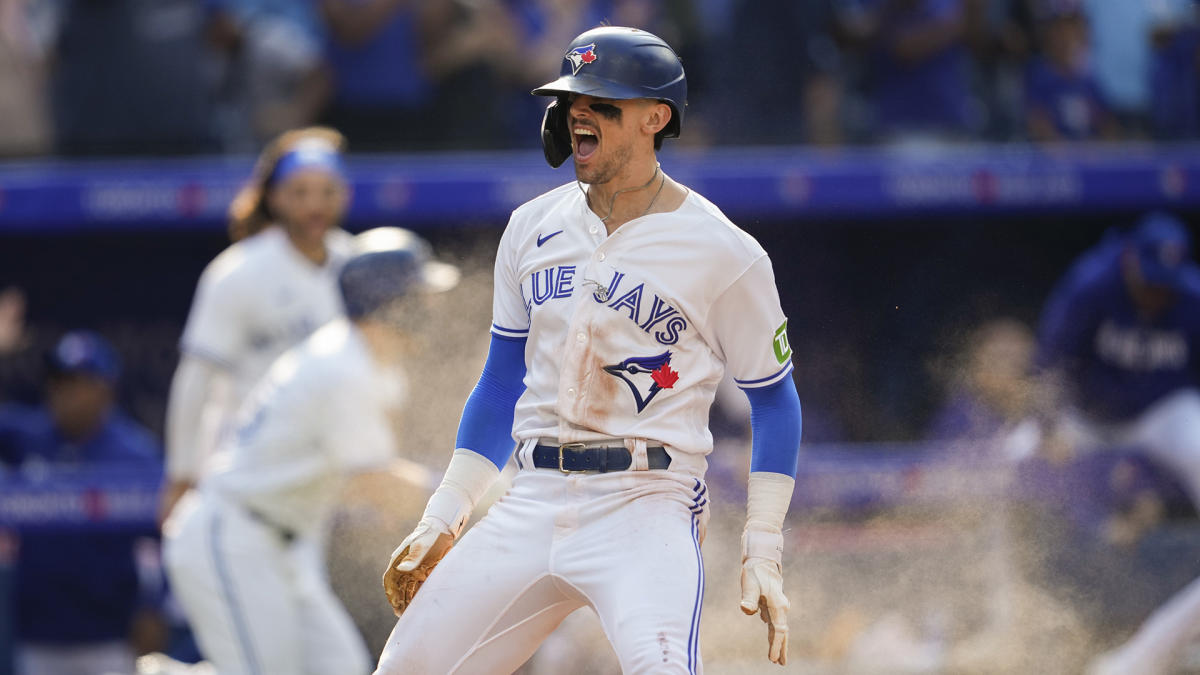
[164,356,226,482]
[745,376,802,477]
[742,376,799,559]
[454,334,527,470]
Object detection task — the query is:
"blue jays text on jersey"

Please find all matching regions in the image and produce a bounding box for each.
[523,264,689,346]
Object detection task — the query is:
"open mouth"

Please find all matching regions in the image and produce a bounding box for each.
[574,127,599,161]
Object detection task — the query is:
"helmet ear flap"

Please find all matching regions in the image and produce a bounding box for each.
[541,98,573,168]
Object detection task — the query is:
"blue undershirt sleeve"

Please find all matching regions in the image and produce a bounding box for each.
[744,375,803,477]
[455,334,528,470]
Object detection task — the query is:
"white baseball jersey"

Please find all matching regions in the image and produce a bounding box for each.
[491,183,793,475]
[164,318,391,675]
[181,225,354,410]
[205,318,403,538]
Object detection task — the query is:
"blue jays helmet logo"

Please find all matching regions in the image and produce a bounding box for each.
[565,43,598,75]
[603,351,680,413]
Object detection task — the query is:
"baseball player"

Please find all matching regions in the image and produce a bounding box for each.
[159,127,355,526]
[376,27,802,674]
[1037,212,1200,503]
[162,228,459,675]
[1031,212,1200,675]
[1,332,163,675]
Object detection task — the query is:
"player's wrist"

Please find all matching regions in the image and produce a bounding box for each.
[741,528,784,566]
[421,448,501,538]
[422,490,471,538]
[743,472,793,565]
[745,471,794,529]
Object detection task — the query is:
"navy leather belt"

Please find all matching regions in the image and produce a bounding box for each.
[532,443,671,473]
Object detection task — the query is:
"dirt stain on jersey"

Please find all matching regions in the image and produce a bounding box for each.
[579,323,620,427]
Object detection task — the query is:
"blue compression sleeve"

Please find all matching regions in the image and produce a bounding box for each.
[455,334,528,470]
[744,376,803,477]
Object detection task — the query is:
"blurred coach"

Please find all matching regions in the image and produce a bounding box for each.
[0,331,164,675]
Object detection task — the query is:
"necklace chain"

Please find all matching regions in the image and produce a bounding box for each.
[578,163,664,223]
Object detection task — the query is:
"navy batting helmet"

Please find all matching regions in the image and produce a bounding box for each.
[532,26,687,167]
[339,228,460,320]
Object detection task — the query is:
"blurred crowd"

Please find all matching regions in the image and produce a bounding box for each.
[1,0,1200,157]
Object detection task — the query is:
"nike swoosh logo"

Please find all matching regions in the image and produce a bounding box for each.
[537,230,564,247]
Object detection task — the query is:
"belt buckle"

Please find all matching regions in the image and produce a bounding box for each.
[558,443,588,474]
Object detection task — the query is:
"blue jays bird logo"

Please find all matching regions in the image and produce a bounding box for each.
[603,351,679,413]
[565,43,598,75]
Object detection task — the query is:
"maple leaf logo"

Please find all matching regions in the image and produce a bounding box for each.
[651,363,679,389]
[581,49,596,64]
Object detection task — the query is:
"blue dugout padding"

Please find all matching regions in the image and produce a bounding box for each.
[1,443,1183,530]
[0,467,161,532]
[0,144,1197,231]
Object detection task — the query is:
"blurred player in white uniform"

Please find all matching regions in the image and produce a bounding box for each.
[376,27,802,674]
[159,127,355,525]
[163,228,459,675]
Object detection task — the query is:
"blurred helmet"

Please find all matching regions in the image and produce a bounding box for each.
[339,228,460,320]
[45,331,120,384]
[1128,212,1193,288]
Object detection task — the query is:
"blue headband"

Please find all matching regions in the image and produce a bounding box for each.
[271,142,347,185]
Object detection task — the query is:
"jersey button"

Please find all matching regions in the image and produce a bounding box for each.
[597,252,606,261]
[576,332,586,343]
[567,388,576,397]
[589,226,598,234]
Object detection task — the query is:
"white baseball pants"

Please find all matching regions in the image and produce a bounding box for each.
[375,467,709,675]
[162,492,370,675]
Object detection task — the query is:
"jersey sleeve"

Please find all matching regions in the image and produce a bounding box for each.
[179,264,247,369]
[710,255,794,390]
[490,219,530,340]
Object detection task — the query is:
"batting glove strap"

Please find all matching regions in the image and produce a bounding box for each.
[742,528,785,565]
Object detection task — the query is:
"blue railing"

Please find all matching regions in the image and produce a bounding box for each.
[0,443,1050,531]
[1,143,1197,231]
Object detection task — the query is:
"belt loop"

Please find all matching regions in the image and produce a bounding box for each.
[626,438,649,471]
[519,439,536,471]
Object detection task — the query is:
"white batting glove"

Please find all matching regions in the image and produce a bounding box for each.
[740,527,790,665]
[380,449,499,617]
[741,471,795,666]
[382,517,455,617]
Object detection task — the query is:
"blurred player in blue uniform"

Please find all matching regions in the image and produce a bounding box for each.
[1036,211,1200,488]
[1032,211,1200,675]
[0,331,164,675]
